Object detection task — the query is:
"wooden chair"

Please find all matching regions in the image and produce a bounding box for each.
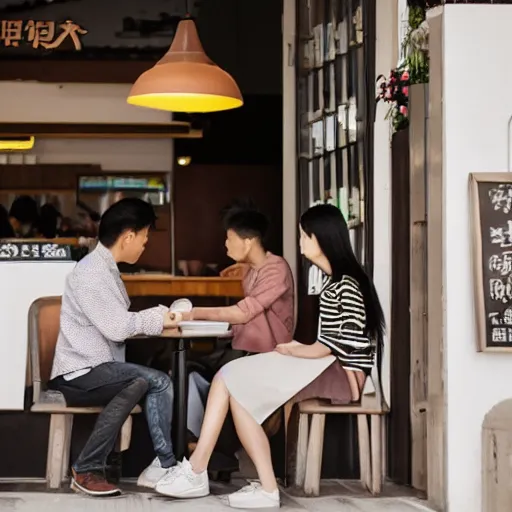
[286,371,388,497]
[27,296,141,489]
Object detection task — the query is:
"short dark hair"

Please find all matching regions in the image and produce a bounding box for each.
[222,199,269,242]
[98,198,156,248]
[39,204,61,239]
[9,195,39,224]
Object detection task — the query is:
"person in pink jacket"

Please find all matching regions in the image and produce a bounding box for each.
[182,200,295,473]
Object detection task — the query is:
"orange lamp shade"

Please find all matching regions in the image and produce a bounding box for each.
[127,19,243,113]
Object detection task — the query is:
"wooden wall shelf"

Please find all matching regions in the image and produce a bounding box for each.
[0,122,203,139]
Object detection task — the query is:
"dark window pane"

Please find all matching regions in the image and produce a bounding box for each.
[312,158,321,201]
[336,148,344,189]
[335,55,343,105]
[324,153,331,192]
[299,158,309,213]
[312,70,320,111]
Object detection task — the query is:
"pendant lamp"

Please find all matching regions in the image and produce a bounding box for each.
[127,17,243,113]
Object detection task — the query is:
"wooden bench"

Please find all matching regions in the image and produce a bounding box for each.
[27,296,141,489]
[287,373,388,497]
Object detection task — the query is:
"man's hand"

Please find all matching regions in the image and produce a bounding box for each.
[275,340,302,355]
[163,311,182,329]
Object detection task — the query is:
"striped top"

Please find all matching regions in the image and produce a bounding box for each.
[317,274,374,374]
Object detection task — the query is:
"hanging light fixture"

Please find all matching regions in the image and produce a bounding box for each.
[0,136,35,151]
[177,156,191,166]
[127,15,243,113]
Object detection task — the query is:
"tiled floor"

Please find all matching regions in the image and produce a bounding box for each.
[0,480,435,511]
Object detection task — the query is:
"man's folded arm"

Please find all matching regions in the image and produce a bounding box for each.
[73,273,164,341]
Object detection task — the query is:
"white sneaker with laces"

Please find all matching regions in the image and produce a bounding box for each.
[155,458,209,498]
[227,482,280,509]
[137,457,173,489]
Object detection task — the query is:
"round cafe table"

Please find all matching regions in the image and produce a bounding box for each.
[133,328,231,461]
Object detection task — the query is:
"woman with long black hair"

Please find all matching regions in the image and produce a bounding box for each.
[156,204,385,509]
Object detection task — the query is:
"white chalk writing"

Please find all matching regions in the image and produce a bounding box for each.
[0,242,69,260]
[490,220,512,248]
[489,184,512,214]
[492,327,508,342]
[489,277,512,303]
[489,251,512,276]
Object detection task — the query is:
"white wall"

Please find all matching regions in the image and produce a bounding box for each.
[442,5,512,510]
[0,82,173,171]
[373,0,398,405]
[282,0,298,309]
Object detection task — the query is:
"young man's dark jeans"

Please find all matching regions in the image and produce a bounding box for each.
[49,362,176,474]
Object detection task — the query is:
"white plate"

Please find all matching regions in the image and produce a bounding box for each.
[170,298,193,313]
[178,320,229,332]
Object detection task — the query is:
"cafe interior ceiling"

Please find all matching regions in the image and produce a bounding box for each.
[0,0,200,12]
[0,0,88,12]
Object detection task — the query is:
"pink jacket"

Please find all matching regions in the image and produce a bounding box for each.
[193,253,295,353]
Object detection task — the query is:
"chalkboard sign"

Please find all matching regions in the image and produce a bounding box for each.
[470,173,512,352]
[0,242,72,261]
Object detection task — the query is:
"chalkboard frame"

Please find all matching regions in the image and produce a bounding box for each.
[469,172,512,352]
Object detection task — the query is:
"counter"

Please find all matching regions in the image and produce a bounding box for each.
[122,274,244,298]
[0,260,74,410]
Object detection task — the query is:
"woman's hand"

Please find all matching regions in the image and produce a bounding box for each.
[276,341,332,359]
[275,340,302,355]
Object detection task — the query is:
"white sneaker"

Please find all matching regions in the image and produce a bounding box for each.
[227,482,280,509]
[137,457,170,489]
[155,458,209,498]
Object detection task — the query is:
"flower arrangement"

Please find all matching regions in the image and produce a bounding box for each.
[376,68,410,132]
[376,5,429,132]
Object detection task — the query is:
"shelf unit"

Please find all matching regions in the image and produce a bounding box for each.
[296,0,375,270]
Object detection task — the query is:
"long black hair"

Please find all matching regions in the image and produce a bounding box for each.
[299,204,385,343]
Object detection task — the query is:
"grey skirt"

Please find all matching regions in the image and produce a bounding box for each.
[220,351,336,425]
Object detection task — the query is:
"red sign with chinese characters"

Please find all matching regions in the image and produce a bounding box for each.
[0,19,87,50]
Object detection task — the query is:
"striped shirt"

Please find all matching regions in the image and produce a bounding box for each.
[317,274,374,373]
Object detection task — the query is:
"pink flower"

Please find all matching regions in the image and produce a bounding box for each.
[385,87,392,99]
[401,70,410,81]
[399,105,408,116]
[402,86,409,97]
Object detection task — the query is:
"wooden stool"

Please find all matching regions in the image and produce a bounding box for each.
[286,374,388,496]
